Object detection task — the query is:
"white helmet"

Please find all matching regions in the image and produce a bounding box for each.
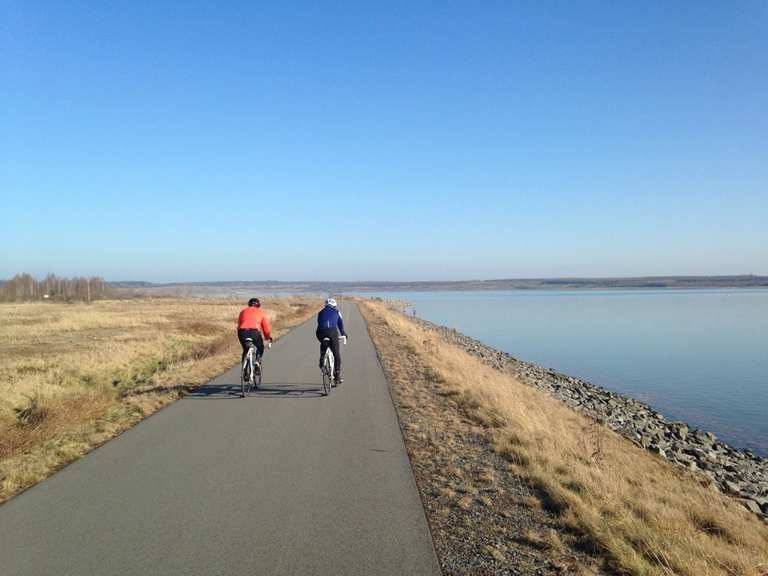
[326,298,337,308]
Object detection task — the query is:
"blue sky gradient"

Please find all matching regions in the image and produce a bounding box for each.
[2,1,766,281]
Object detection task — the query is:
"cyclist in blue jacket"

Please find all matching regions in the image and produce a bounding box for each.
[316,298,347,384]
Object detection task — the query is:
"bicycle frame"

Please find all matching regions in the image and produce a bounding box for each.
[324,346,335,376]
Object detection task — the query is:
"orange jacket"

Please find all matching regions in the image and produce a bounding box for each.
[237,307,272,339]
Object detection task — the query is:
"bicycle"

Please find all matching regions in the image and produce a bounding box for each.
[241,338,270,397]
[320,335,346,396]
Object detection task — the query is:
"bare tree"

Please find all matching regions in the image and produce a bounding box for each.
[0,274,116,303]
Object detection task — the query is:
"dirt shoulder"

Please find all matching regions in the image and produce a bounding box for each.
[359,300,768,576]
[0,297,315,504]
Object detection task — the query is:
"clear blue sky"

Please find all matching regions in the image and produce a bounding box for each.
[2,1,766,281]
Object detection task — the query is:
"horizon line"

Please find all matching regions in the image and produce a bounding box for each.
[108,274,768,286]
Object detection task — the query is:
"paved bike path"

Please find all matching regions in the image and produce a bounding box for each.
[0,303,441,576]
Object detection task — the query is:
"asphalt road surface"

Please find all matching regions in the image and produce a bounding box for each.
[0,303,441,576]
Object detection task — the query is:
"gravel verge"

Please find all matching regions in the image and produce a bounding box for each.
[362,305,607,575]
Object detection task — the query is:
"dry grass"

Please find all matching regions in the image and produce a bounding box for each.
[0,297,314,503]
[361,300,768,576]
[361,300,603,574]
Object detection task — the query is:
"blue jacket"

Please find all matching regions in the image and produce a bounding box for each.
[317,305,346,336]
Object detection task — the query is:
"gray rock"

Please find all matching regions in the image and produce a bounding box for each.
[755,497,768,514]
[739,498,763,515]
[649,445,667,459]
[672,422,689,440]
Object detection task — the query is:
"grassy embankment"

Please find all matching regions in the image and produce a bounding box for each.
[360,300,768,576]
[0,298,314,504]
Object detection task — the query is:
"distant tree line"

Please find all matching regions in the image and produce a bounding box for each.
[0,273,115,303]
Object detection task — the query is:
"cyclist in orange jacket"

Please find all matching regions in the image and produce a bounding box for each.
[237,298,272,365]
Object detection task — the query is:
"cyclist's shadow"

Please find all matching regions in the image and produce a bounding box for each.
[250,383,326,398]
[186,382,325,399]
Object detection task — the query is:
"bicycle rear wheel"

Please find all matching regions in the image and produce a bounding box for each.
[322,360,331,396]
[242,349,255,398]
[241,359,250,398]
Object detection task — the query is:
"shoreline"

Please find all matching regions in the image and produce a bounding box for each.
[408,314,768,519]
[361,299,768,573]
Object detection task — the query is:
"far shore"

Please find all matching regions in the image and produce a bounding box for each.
[104,274,768,298]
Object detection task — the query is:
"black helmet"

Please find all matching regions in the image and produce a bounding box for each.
[248,298,261,307]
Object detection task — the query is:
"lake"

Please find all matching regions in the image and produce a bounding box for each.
[353,289,768,456]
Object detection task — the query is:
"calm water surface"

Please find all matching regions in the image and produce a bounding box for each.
[356,289,768,456]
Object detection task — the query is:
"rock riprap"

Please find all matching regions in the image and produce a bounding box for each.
[415,318,768,520]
